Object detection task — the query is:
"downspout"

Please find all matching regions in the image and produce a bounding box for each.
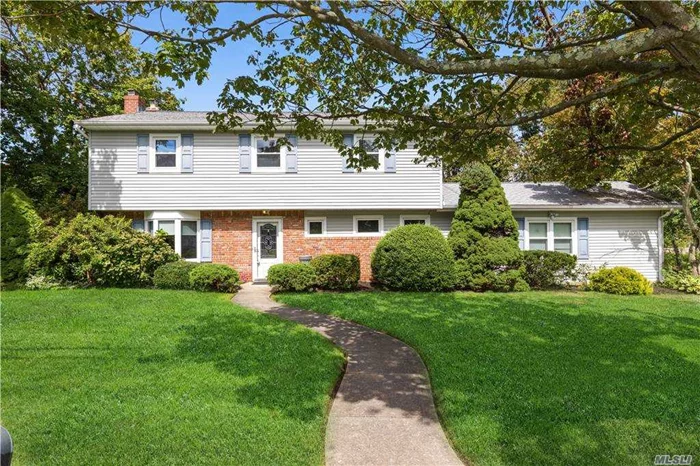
[658,208,675,282]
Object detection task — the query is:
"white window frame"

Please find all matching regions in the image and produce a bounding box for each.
[400,214,431,226]
[145,212,201,261]
[252,135,290,173]
[353,215,384,236]
[149,134,181,173]
[305,217,327,237]
[524,217,577,255]
[354,136,386,173]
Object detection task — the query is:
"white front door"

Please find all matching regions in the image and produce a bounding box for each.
[253,219,283,281]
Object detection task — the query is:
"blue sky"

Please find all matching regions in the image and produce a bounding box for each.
[131,4,267,111]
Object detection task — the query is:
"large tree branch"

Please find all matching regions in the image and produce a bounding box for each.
[285,0,684,77]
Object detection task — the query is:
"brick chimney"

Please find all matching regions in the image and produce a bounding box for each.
[123,90,145,114]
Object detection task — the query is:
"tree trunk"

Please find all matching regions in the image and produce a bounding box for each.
[671,234,682,270]
[679,161,700,276]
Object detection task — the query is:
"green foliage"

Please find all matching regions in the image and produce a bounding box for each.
[1,2,180,220]
[154,261,200,290]
[371,224,454,291]
[189,264,240,293]
[522,250,578,289]
[662,271,700,295]
[1,188,44,284]
[310,254,360,291]
[26,213,179,287]
[664,252,691,272]
[588,267,653,295]
[267,263,317,292]
[448,163,529,292]
[24,274,63,290]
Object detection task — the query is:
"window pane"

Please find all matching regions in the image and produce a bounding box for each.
[155,139,176,153]
[259,223,277,259]
[357,219,380,233]
[529,222,547,238]
[554,223,572,238]
[403,219,425,225]
[155,153,176,167]
[257,153,280,167]
[308,221,323,235]
[147,221,154,234]
[257,138,281,154]
[181,221,197,259]
[158,221,175,235]
[554,239,572,253]
[529,239,547,251]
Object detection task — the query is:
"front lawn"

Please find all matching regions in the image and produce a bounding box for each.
[2,289,344,465]
[277,291,700,466]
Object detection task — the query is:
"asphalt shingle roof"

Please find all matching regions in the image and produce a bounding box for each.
[443,182,676,209]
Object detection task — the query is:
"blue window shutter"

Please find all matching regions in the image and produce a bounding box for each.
[181,133,193,173]
[200,219,212,262]
[384,150,396,173]
[132,219,145,231]
[137,134,149,173]
[577,218,589,259]
[239,134,251,173]
[285,134,298,173]
[342,133,354,173]
[516,217,525,250]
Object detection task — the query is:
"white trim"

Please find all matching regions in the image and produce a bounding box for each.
[147,217,201,261]
[252,217,284,280]
[252,135,289,173]
[149,134,181,173]
[87,130,92,209]
[353,215,384,236]
[145,210,200,220]
[305,217,327,237]
[400,214,431,226]
[524,217,578,256]
[658,214,664,281]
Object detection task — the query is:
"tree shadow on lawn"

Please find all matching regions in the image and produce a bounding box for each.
[173,311,344,423]
[289,292,700,465]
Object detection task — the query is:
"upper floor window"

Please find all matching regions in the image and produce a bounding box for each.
[525,218,576,255]
[150,134,180,172]
[355,137,384,171]
[253,136,294,172]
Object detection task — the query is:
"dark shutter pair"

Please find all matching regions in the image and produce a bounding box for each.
[515,217,589,260]
[131,218,212,262]
[137,134,193,173]
[238,134,298,173]
[342,134,396,173]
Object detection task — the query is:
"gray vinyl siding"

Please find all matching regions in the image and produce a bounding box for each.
[513,210,662,281]
[305,210,454,235]
[89,131,442,210]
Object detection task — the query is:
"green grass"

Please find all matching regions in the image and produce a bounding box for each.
[2,289,344,466]
[277,291,700,466]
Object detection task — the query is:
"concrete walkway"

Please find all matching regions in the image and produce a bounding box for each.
[233,283,463,466]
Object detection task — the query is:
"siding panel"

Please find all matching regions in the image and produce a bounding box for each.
[90,131,442,210]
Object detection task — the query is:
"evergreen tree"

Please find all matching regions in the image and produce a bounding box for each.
[448,163,528,292]
[1,188,43,284]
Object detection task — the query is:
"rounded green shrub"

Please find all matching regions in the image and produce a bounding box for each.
[522,250,577,289]
[268,263,317,292]
[1,187,43,284]
[371,224,454,291]
[26,213,179,287]
[588,267,653,295]
[189,263,240,292]
[448,163,528,292]
[310,254,360,291]
[154,261,199,289]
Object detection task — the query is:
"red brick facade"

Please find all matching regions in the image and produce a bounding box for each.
[202,210,380,282]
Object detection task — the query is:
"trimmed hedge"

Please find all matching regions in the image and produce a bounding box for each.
[27,213,179,287]
[1,188,43,284]
[588,266,653,295]
[371,224,454,291]
[189,264,240,292]
[310,254,360,291]
[268,263,317,292]
[154,261,199,289]
[522,250,577,289]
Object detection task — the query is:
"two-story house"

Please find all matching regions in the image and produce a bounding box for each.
[78,91,676,282]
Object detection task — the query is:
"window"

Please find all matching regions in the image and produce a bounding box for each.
[305,217,327,236]
[147,216,200,261]
[181,221,198,259]
[253,135,294,172]
[528,222,548,251]
[525,218,576,254]
[354,215,383,235]
[353,137,385,172]
[150,134,180,172]
[400,215,430,226]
